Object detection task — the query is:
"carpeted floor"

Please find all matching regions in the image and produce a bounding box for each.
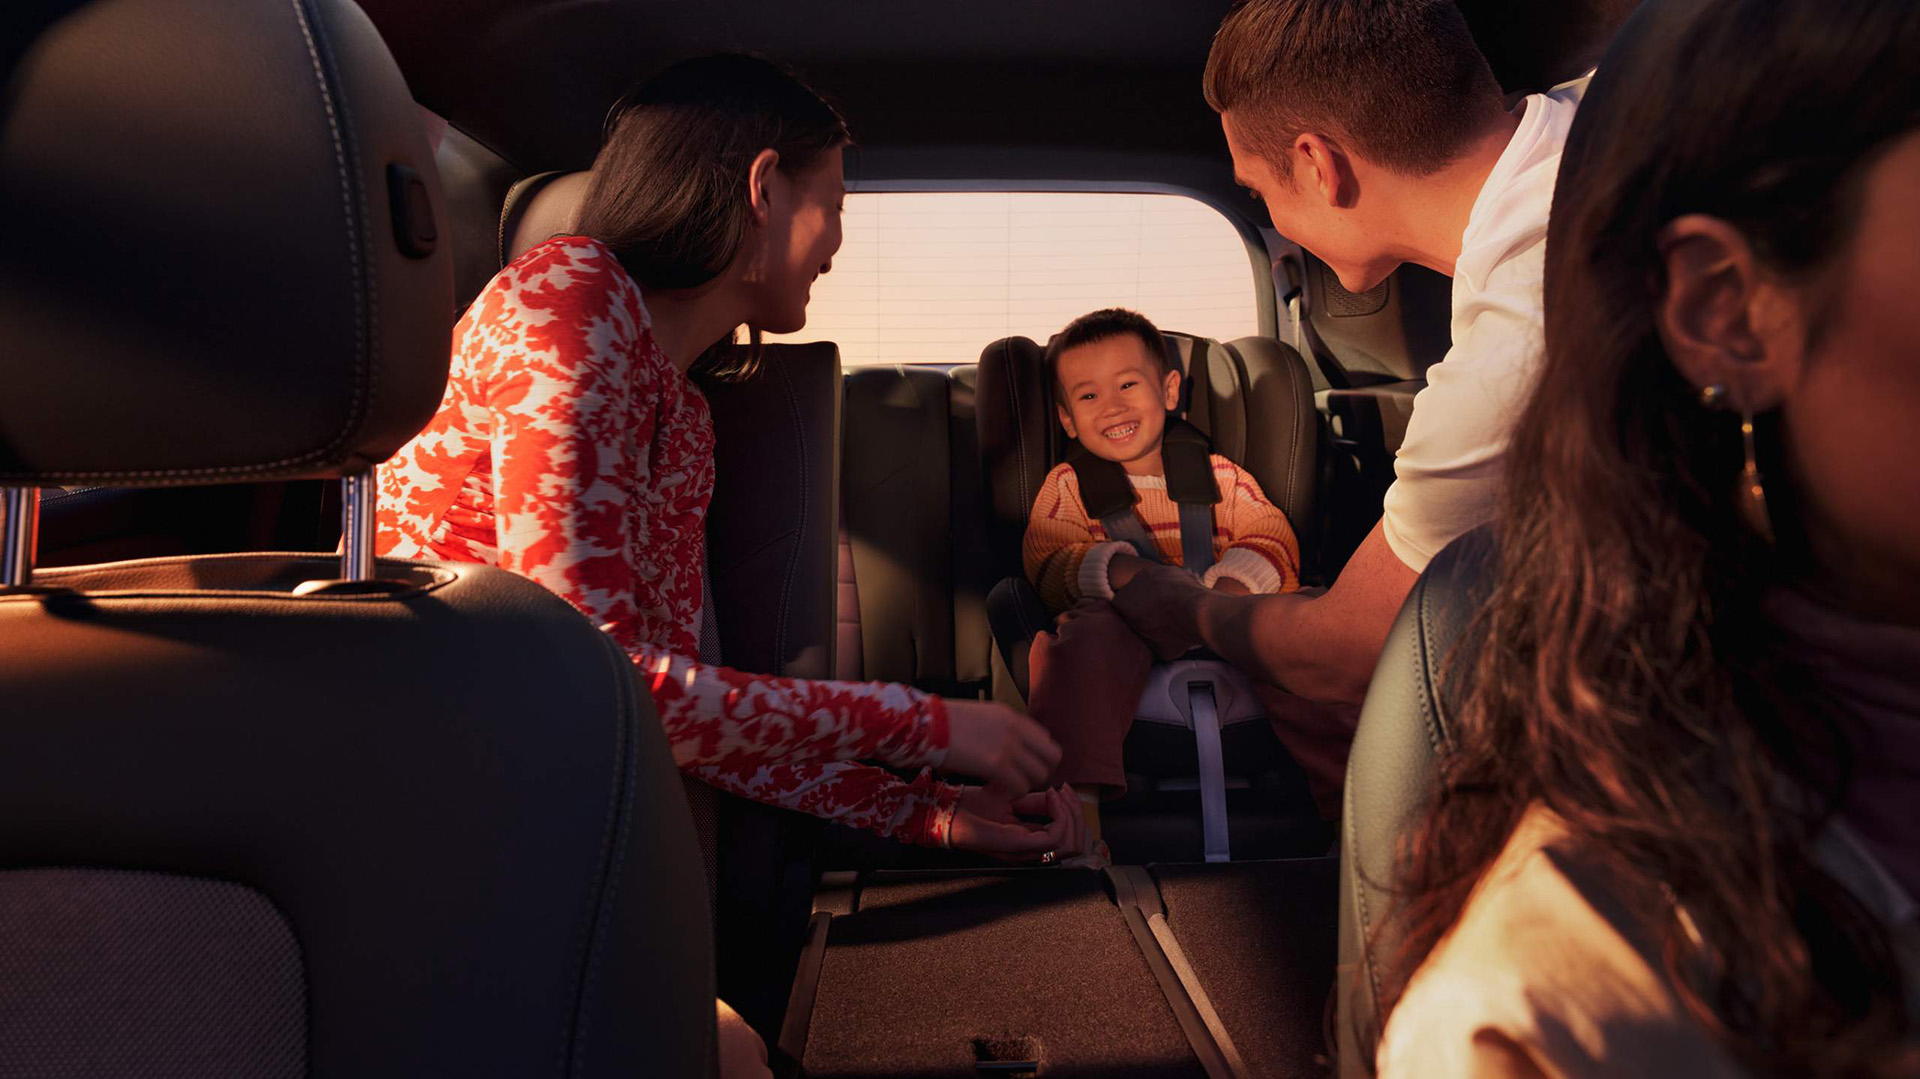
[1151,859,1340,1078]
[800,869,1205,1078]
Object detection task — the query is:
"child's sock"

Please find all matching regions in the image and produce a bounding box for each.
[1078,790,1103,851]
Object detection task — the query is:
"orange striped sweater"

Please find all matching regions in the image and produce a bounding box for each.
[1022,454,1301,614]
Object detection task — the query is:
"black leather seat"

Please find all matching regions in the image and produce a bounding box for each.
[0,2,712,1075]
[1334,526,1493,1076]
[838,363,1001,699]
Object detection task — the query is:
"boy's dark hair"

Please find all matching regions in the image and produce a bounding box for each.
[1203,0,1505,177]
[1043,308,1173,399]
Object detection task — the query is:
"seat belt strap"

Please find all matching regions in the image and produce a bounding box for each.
[1178,502,1215,579]
[1102,504,1216,579]
[1100,511,1161,563]
[1188,681,1232,863]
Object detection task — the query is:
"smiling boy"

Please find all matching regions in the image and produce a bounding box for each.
[1021,309,1302,847]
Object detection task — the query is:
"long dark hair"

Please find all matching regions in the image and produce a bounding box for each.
[1381,0,1920,1074]
[575,54,848,376]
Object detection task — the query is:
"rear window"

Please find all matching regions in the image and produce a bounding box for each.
[765,191,1261,367]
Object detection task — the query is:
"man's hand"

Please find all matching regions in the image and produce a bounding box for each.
[1105,552,1156,593]
[1110,562,1212,660]
[950,785,1086,861]
[941,699,1062,796]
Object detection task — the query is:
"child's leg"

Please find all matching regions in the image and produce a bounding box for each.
[1026,599,1155,847]
[1249,680,1362,821]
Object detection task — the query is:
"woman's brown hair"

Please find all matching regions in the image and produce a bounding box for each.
[575,53,848,378]
[1378,0,1920,1074]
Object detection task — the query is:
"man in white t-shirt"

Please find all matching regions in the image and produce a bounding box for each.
[1113,0,1586,799]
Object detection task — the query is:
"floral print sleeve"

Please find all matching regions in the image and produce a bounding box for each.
[377,237,961,846]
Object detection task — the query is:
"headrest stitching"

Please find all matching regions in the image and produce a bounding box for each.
[0,0,381,487]
[288,0,374,471]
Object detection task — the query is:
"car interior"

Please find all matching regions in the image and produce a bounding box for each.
[2,2,1639,1077]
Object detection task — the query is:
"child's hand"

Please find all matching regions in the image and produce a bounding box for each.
[1211,575,1251,596]
[1106,553,1155,592]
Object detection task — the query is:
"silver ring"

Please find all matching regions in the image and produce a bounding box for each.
[1038,850,1057,865]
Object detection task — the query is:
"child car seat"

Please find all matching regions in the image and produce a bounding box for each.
[980,331,1323,861]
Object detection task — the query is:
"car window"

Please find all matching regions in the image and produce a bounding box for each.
[766,191,1261,366]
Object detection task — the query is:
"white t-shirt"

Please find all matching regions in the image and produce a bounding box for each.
[1379,75,1590,572]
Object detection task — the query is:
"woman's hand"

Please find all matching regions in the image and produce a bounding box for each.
[950,785,1086,861]
[716,998,771,1079]
[1211,575,1251,596]
[941,699,1062,796]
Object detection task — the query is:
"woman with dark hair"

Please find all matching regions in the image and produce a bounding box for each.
[379,53,1080,1076]
[380,61,1077,861]
[1374,0,1919,1075]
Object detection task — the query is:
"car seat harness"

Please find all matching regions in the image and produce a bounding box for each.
[1063,415,1220,577]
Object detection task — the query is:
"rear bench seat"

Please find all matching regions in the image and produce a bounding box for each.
[837,364,1001,699]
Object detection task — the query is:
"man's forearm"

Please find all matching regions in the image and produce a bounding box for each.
[1191,522,1420,705]
[1192,589,1379,704]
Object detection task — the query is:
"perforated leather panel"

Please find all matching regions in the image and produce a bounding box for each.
[1317,264,1391,318]
[0,868,305,1079]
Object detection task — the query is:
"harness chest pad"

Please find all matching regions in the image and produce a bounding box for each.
[1064,417,1218,515]
[1063,417,1221,575]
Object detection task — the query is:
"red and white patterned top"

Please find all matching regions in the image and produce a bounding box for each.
[377,236,960,846]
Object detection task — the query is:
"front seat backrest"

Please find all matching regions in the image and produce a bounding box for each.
[0,2,712,1076]
[1334,527,1493,1075]
[499,169,594,268]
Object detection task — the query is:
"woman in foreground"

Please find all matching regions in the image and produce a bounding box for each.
[1376,0,1919,1075]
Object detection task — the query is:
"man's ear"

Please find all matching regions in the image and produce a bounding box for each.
[1056,401,1078,441]
[1161,366,1183,412]
[1295,133,1357,210]
[746,148,782,227]
[1656,214,1796,412]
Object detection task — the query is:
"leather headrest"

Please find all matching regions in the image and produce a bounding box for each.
[499,170,593,267]
[0,0,453,486]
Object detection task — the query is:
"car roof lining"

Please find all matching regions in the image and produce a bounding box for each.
[364,0,1635,230]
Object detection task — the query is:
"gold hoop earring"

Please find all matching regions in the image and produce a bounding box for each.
[1739,407,1775,544]
[1699,383,1729,409]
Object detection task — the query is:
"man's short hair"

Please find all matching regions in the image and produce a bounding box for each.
[1204,0,1505,177]
[1044,308,1173,399]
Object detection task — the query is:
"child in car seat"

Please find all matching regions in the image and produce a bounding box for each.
[1021,308,1301,853]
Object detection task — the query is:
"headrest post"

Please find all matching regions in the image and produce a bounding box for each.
[1,487,38,587]
[341,470,377,582]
